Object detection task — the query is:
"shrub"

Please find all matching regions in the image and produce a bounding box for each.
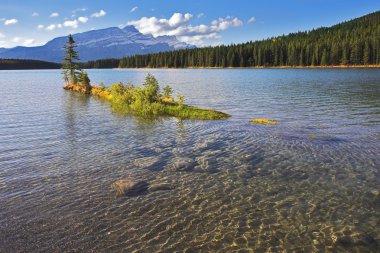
[99,82,106,90]
[162,85,173,98]
[78,71,90,86]
[143,73,160,103]
[177,94,185,107]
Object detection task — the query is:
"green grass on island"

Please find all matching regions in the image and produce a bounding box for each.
[64,73,230,120]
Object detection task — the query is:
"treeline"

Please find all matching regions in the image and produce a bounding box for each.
[83,10,380,68]
[0,59,61,70]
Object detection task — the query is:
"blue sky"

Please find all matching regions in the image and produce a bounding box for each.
[0,0,379,48]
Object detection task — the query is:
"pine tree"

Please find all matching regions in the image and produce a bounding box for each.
[320,48,328,66]
[62,34,80,84]
[363,42,371,65]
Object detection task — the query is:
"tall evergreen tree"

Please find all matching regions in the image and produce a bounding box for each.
[62,34,80,84]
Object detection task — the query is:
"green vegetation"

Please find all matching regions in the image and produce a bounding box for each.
[163,85,173,98]
[249,118,278,125]
[82,11,380,68]
[0,59,60,70]
[65,73,229,120]
[107,74,229,120]
[62,34,92,93]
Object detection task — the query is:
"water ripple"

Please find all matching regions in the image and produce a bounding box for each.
[0,69,379,252]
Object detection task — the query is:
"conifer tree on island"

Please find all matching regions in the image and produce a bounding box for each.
[62,34,91,94]
[62,34,79,84]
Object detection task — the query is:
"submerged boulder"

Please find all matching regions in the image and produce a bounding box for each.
[112,179,175,196]
[112,179,149,196]
[133,156,161,169]
[148,183,175,192]
[168,157,195,172]
[194,156,220,174]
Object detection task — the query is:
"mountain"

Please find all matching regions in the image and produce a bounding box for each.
[0,26,195,62]
[84,10,380,68]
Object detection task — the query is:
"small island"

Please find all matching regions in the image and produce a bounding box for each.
[61,35,229,120]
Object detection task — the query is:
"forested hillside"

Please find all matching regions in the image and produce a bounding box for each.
[83,10,380,68]
[0,59,60,70]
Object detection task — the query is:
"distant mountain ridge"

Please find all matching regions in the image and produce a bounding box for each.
[0,26,195,62]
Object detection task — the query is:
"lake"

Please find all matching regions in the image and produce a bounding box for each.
[0,69,379,252]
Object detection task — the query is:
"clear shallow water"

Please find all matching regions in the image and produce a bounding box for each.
[0,69,379,252]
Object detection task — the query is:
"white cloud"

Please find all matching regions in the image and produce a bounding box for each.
[32,12,39,17]
[0,41,8,47]
[37,24,44,29]
[130,6,138,13]
[78,16,88,23]
[3,37,35,47]
[197,13,205,19]
[23,39,35,46]
[72,8,87,14]
[64,20,79,28]
[46,24,56,31]
[128,13,243,45]
[247,17,256,24]
[0,32,5,38]
[91,9,106,18]
[4,19,18,25]
[50,12,59,18]
[168,13,192,26]
[57,24,62,28]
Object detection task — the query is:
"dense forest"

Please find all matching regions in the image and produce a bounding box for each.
[0,59,60,70]
[83,10,380,68]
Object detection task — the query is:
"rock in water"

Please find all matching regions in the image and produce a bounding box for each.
[148,183,175,192]
[112,179,149,196]
[169,157,195,172]
[133,156,160,169]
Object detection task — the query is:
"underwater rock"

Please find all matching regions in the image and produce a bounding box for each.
[249,118,278,125]
[308,133,318,139]
[308,134,341,142]
[112,179,149,196]
[169,157,195,172]
[193,156,220,174]
[148,183,175,192]
[133,156,160,168]
[336,233,378,248]
[370,190,379,197]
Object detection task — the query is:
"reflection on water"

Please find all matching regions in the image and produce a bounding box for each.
[0,69,379,252]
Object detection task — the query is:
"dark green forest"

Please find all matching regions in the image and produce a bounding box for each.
[84,10,380,68]
[0,59,60,70]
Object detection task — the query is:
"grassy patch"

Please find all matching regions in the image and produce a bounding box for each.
[249,118,278,125]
